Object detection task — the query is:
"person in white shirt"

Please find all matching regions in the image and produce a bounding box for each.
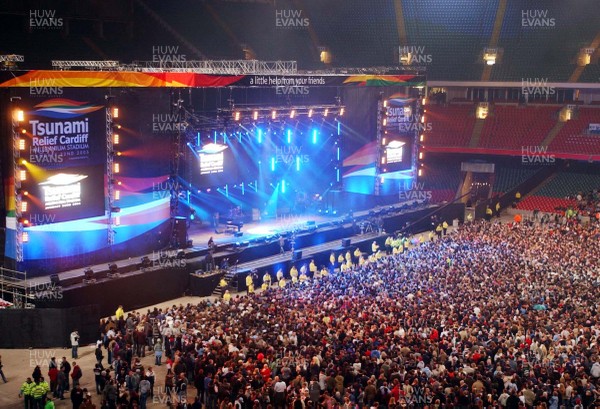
[70,330,79,359]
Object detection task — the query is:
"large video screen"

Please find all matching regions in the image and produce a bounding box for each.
[19,95,107,224]
[383,136,413,172]
[28,165,105,223]
[194,142,238,187]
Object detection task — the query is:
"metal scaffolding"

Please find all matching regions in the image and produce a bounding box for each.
[0,54,25,63]
[106,101,116,245]
[12,105,24,263]
[124,60,298,75]
[0,267,32,309]
[51,60,120,70]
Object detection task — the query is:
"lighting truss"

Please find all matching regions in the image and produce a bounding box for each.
[121,60,298,75]
[218,104,344,124]
[51,60,120,70]
[0,54,25,63]
[105,102,116,245]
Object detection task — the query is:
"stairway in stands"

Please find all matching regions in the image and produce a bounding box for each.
[481,0,507,81]
[469,118,486,148]
[539,121,566,148]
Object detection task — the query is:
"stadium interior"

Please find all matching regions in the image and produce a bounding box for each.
[0,1,599,408]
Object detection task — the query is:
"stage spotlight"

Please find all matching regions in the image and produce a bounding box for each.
[22,231,29,243]
[19,138,26,150]
[419,151,424,160]
[253,111,258,121]
[422,98,426,105]
[421,115,425,123]
[113,134,120,144]
[383,118,387,126]
[19,127,27,134]
[290,110,296,119]
[418,168,423,177]
[18,217,29,226]
[383,100,388,108]
[114,190,120,200]
[20,201,27,212]
[116,151,122,156]
[339,107,345,116]
[14,109,24,122]
[19,168,27,181]
[324,108,329,117]
[308,108,313,118]
[271,110,277,120]
[112,107,119,118]
[114,163,120,173]
[234,111,241,121]
[420,134,424,142]
[17,189,28,196]
[114,216,121,226]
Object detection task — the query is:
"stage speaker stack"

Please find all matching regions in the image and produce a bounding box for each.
[342,238,351,247]
[292,250,302,261]
[172,216,188,247]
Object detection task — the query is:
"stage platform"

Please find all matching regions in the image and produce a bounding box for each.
[21,202,465,316]
[26,206,392,287]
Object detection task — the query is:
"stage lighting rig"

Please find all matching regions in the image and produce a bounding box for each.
[1,54,24,69]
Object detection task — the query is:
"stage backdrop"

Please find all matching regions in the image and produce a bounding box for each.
[341,88,418,197]
[5,89,173,275]
[2,73,426,275]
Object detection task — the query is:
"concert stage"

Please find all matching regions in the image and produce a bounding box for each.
[22,202,464,317]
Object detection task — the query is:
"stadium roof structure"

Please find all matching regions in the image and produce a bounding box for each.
[0,0,599,83]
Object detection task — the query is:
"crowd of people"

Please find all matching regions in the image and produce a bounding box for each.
[564,189,600,218]
[21,217,600,409]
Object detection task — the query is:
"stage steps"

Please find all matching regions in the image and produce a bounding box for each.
[210,270,235,298]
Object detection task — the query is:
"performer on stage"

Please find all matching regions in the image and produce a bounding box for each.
[279,236,286,254]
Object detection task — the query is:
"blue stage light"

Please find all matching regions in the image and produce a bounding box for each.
[271,157,275,171]
[281,180,286,193]
[312,129,317,144]
[287,129,291,144]
[257,128,263,144]
[296,156,300,171]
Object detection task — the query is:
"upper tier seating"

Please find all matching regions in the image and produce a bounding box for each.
[479,105,558,150]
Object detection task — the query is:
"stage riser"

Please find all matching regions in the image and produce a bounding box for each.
[30,204,464,315]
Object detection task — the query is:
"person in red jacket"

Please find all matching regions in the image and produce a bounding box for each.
[47,366,58,396]
[70,362,82,388]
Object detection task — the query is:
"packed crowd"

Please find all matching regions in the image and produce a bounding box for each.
[565,189,600,217]
[61,218,600,408]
